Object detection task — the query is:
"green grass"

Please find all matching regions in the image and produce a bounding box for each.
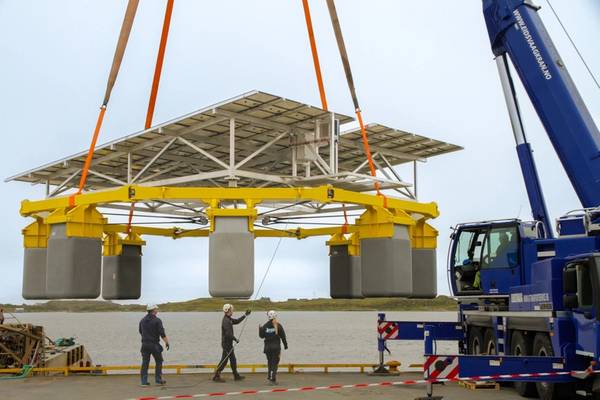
[1,296,456,312]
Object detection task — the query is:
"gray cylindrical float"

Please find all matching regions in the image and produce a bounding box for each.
[209,216,254,298]
[22,248,49,300]
[361,225,412,297]
[22,220,50,299]
[46,223,102,299]
[102,245,142,300]
[410,248,437,299]
[329,245,363,299]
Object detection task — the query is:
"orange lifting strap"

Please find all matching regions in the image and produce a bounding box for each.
[301,0,350,232]
[324,0,387,207]
[145,0,175,131]
[69,0,140,207]
[127,0,175,233]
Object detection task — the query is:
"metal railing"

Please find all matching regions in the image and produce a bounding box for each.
[0,361,422,377]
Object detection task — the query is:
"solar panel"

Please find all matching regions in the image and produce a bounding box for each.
[6,90,461,196]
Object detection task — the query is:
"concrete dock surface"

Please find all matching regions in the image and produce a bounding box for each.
[0,372,524,400]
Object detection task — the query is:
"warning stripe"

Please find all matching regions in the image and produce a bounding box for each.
[427,356,457,380]
[125,369,599,400]
[445,365,460,380]
[423,355,436,372]
[377,322,393,334]
[377,322,399,339]
[383,324,399,340]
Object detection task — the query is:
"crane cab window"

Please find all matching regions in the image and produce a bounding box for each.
[481,226,518,269]
[452,229,485,293]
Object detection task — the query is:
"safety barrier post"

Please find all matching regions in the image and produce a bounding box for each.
[374,313,389,373]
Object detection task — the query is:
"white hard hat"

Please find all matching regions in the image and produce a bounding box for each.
[223,304,233,313]
[147,304,159,311]
[267,310,277,320]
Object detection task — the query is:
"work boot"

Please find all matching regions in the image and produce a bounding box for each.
[234,374,245,381]
[156,379,166,385]
[212,375,225,383]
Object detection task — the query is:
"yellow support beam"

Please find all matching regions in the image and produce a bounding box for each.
[21,185,439,219]
[102,224,356,240]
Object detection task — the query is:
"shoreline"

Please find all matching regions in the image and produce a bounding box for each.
[1,296,457,313]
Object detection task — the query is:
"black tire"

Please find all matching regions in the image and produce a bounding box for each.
[533,333,576,400]
[510,330,537,398]
[467,327,484,355]
[483,329,497,355]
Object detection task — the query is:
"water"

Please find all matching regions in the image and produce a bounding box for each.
[11,311,457,368]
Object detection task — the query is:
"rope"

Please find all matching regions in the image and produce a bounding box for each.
[69,0,139,207]
[212,226,286,376]
[324,0,386,207]
[0,364,33,380]
[545,0,600,90]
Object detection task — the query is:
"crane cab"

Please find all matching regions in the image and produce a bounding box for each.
[449,220,540,297]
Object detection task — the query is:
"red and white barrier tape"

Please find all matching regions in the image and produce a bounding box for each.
[126,369,598,399]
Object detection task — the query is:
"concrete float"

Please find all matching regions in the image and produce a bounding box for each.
[327,233,363,299]
[21,219,50,300]
[44,206,105,299]
[209,216,254,298]
[101,233,145,300]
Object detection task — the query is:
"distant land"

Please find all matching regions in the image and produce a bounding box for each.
[0,296,456,312]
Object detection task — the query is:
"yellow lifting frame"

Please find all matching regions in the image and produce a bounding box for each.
[20,185,439,219]
[21,185,439,249]
[326,232,360,256]
[45,205,106,239]
[205,199,260,233]
[22,217,49,249]
[103,232,146,256]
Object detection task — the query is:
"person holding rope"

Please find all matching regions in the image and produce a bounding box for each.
[259,310,288,384]
[212,304,251,382]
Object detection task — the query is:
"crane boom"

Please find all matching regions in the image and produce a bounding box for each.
[483,0,600,210]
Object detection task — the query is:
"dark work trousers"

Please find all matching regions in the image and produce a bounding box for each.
[266,350,281,381]
[216,345,238,375]
[141,343,163,384]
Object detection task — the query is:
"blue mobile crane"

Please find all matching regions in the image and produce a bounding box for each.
[377,1,600,399]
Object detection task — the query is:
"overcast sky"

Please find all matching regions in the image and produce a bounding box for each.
[1,1,599,304]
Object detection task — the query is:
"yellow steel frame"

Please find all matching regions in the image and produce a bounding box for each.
[20,185,440,248]
[21,185,438,218]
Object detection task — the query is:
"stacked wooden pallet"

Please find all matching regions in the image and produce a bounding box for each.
[459,380,500,390]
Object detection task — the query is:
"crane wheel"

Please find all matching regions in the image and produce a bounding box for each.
[467,327,484,355]
[510,330,537,397]
[533,333,575,400]
[483,328,497,355]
